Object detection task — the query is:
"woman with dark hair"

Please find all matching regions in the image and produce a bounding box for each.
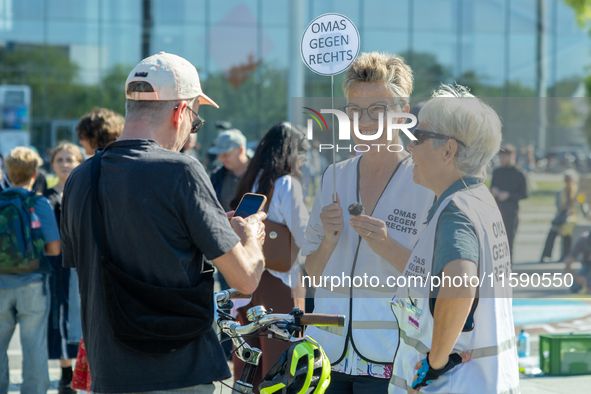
[230,122,310,392]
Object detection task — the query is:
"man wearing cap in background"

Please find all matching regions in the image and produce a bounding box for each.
[490,143,528,258]
[209,129,250,211]
[61,52,266,393]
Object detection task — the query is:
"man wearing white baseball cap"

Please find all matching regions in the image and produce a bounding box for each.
[61,52,266,393]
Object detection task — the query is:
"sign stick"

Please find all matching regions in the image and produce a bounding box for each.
[331,74,337,204]
[331,74,338,235]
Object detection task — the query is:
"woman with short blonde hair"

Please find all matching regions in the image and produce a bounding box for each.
[304,53,435,394]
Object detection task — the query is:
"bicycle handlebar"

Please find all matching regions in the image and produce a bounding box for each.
[215,289,345,336]
[215,289,252,306]
[299,313,345,327]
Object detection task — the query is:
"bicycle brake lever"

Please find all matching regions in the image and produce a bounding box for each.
[217,310,236,322]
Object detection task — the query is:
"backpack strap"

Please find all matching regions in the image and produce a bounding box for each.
[90,149,112,261]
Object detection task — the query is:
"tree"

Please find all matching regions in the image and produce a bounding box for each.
[401,51,454,98]
[199,61,288,148]
[560,1,591,143]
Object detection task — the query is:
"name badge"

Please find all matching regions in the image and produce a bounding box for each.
[405,291,424,332]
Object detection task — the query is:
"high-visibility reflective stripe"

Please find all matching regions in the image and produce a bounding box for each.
[399,327,517,359]
[390,375,407,390]
[470,336,517,359]
[389,375,521,394]
[351,321,398,330]
[316,320,398,336]
[399,328,430,354]
[316,325,345,336]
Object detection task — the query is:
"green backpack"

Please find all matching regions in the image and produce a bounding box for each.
[0,190,47,274]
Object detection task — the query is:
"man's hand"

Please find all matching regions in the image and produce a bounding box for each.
[410,352,471,393]
[230,211,266,247]
[491,187,510,201]
[497,191,510,201]
[319,193,343,244]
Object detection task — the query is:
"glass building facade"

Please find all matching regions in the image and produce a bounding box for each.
[0,0,589,158]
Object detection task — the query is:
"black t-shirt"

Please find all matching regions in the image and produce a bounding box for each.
[490,165,528,212]
[61,139,240,393]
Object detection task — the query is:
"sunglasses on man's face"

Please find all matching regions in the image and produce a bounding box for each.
[411,129,466,147]
[174,104,205,134]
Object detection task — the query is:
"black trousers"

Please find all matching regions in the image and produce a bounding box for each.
[326,372,390,394]
[499,208,519,258]
[541,229,572,261]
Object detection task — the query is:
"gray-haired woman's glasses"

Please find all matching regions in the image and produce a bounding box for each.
[411,129,466,148]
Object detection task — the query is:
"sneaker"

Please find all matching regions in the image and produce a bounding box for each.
[58,380,77,394]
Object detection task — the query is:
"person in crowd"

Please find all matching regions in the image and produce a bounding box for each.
[490,144,528,258]
[60,52,266,394]
[540,170,579,262]
[376,85,518,393]
[45,142,84,394]
[208,128,252,357]
[303,52,435,394]
[0,154,11,191]
[31,149,48,195]
[0,147,61,394]
[230,122,310,391]
[181,133,199,158]
[564,231,591,293]
[209,129,251,211]
[70,109,125,393]
[76,107,124,156]
[518,145,537,173]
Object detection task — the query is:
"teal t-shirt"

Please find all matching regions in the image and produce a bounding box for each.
[428,177,480,275]
[427,178,480,330]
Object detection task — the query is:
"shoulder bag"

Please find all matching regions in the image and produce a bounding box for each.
[262,187,300,272]
[90,148,214,355]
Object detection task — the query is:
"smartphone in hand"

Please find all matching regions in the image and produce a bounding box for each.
[233,193,267,218]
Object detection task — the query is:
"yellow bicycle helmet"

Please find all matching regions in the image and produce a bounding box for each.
[259,337,331,394]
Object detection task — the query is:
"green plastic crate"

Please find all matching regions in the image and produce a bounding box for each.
[539,334,591,376]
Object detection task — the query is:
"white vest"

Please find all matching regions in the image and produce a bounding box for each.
[389,185,520,394]
[306,156,434,365]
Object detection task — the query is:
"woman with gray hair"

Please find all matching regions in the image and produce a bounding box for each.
[352,84,519,393]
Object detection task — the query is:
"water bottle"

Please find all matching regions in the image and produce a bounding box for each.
[517,329,530,358]
[29,207,42,239]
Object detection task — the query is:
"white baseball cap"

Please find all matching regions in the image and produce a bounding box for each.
[125,51,219,108]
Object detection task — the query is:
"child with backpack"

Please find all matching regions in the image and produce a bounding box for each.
[0,147,61,394]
